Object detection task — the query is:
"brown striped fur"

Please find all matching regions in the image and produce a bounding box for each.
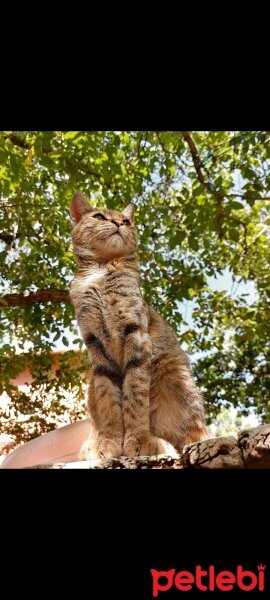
[70,192,208,459]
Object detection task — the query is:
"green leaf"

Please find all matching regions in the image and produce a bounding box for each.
[227,201,244,210]
[64,131,81,140]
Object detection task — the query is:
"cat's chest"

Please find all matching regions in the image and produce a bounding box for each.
[75,268,107,290]
[72,267,144,319]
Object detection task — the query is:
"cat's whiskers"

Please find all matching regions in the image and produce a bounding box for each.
[87,230,111,244]
[90,226,116,241]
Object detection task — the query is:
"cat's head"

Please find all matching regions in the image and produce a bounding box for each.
[70,192,137,260]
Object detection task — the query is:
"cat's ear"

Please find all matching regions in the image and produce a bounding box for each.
[70,192,94,223]
[122,204,135,224]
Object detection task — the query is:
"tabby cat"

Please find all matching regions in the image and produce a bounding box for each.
[70,192,208,459]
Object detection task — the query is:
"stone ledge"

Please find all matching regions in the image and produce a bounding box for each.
[28,424,270,469]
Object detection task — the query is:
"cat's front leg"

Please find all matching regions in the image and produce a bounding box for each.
[122,327,162,456]
[87,370,124,459]
[81,331,125,459]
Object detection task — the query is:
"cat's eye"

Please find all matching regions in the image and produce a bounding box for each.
[123,219,131,226]
[93,213,106,221]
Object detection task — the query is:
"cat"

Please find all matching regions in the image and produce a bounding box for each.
[70,192,208,459]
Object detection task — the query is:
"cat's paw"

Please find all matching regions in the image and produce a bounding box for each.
[79,436,123,460]
[123,433,168,457]
[97,436,123,459]
[79,438,100,461]
[123,435,141,457]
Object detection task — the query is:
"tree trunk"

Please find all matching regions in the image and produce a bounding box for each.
[30,424,270,469]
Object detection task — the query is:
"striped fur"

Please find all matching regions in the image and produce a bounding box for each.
[70,192,208,459]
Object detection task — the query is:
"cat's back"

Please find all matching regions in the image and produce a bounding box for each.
[148,304,189,366]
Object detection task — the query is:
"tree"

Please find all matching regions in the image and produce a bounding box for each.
[1,131,269,446]
[207,406,255,438]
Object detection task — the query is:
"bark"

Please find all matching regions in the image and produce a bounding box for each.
[0,289,70,308]
[29,424,270,469]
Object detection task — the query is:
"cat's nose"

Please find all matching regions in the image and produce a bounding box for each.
[111,219,123,228]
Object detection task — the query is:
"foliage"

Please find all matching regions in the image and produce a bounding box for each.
[208,407,256,438]
[0,131,269,444]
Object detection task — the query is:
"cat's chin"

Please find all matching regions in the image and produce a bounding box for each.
[94,240,134,260]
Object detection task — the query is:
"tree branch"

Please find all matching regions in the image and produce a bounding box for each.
[3,132,114,195]
[65,157,114,191]
[4,133,51,154]
[156,131,169,156]
[0,232,20,245]
[0,289,70,308]
[181,131,248,245]
[181,132,210,185]
[226,193,270,201]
